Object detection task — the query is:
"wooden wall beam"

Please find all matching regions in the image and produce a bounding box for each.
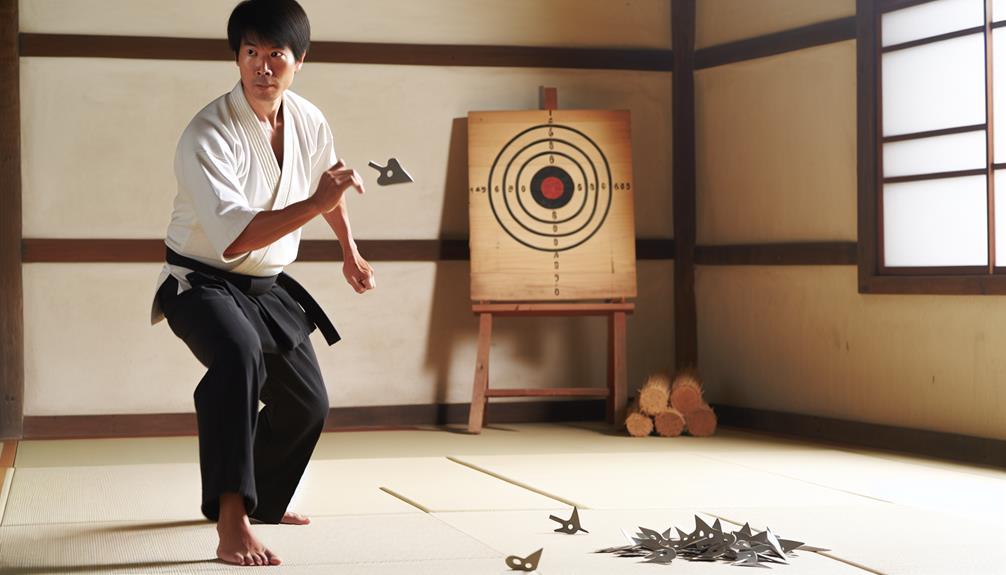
[696,242,858,266]
[672,0,698,370]
[22,238,675,263]
[19,34,673,71]
[857,0,882,293]
[0,0,23,440]
[695,17,856,69]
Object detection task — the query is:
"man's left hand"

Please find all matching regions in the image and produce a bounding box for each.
[343,253,375,294]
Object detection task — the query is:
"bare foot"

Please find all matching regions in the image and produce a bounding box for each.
[216,493,282,567]
[280,511,310,525]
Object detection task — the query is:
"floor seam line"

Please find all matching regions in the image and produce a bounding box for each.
[378,486,431,513]
[445,456,587,509]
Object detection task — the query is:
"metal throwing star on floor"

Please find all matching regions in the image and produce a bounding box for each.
[549,507,589,534]
[505,548,542,572]
[595,515,822,569]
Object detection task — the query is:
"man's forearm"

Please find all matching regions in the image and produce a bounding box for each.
[322,198,357,257]
[224,197,321,258]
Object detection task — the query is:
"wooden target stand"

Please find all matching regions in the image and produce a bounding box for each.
[466,88,635,434]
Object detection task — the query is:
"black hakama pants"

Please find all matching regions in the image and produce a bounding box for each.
[158,272,331,524]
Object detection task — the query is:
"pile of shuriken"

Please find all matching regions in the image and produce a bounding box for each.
[596,516,813,568]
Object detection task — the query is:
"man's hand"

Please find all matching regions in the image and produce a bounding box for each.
[343,252,375,294]
[311,159,365,214]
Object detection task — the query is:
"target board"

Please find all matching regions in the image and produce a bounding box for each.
[468,109,637,301]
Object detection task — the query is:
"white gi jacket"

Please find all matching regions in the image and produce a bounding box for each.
[152,82,337,324]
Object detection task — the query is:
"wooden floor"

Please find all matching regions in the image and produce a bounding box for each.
[0,423,1004,574]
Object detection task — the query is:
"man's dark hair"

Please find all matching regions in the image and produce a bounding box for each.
[227,0,311,61]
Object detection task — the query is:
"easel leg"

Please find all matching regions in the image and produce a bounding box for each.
[468,312,493,433]
[608,312,628,425]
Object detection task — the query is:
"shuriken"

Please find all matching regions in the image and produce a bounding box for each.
[505,548,542,572]
[549,507,589,534]
[367,158,414,185]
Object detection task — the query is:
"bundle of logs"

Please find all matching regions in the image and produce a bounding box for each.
[625,371,717,437]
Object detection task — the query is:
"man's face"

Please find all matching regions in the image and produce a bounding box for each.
[237,37,303,105]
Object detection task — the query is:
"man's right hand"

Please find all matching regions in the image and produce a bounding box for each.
[311,159,365,214]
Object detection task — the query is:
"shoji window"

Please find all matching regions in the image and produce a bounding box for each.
[880,0,999,272]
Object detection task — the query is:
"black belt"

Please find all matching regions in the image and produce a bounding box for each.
[165,247,341,348]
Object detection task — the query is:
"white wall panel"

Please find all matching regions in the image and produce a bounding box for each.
[19,0,671,49]
[24,262,673,415]
[696,0,854,49]
[696,41,856,244]
[20,58,673,240]
[698,266,1006,440]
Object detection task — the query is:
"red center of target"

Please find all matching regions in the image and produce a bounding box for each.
[541,176,565,200]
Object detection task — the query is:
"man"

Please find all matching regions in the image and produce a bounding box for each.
[151,0,373,566]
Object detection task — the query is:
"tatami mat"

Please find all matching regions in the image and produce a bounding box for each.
[311,423,828,460]
[436,508,872,574]
[707,504,1006,575]
[14,436,199,468]
[2,460,418,526]
[5,424,1005,574]
[297,457,564,513]
[3,463,204,526]
[454,452,880,509]
[697,448,1006,524]
[0,514,500,574]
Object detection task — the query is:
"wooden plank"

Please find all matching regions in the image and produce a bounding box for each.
[467,313,492,433]
[672,0,698,370]
[695,242,858,266]
[21,400,607,439]
[882,167,986,184]
[472,302,634,315]
[22,238,673,263]
[467,109,637,302]
[715,403,1006,468]
[608,311,628,424]
[539,86,558,111]
[857,0,882,293]
[0,440,16,468]
[882,25,984,53]
[19,33,674,71]
[485,388,609,398]
[883,123,985,143]
[986,0,996,275]
[859,274,1006,294]
[695,17,856,69]
[0,0,22,440]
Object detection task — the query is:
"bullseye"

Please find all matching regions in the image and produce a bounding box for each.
[530,165,574,210]
[541,176,564,200]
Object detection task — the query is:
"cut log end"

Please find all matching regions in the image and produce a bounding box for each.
[626,412,654,437]
[670,373,704,413]
[638,372,672,416]
[684,405,717,437]
[653,408,685,437]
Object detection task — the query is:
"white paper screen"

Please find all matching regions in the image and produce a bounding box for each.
[883,175,988,266]
[883,131,987,177]
[882,0,983,47]
[883,33,986,136]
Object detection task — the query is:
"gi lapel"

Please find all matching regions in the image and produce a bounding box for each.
[227,83,281,196]
[272,100,295,210]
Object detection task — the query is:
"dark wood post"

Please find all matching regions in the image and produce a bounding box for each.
[0,0,23,439]
[672,0,698,369]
